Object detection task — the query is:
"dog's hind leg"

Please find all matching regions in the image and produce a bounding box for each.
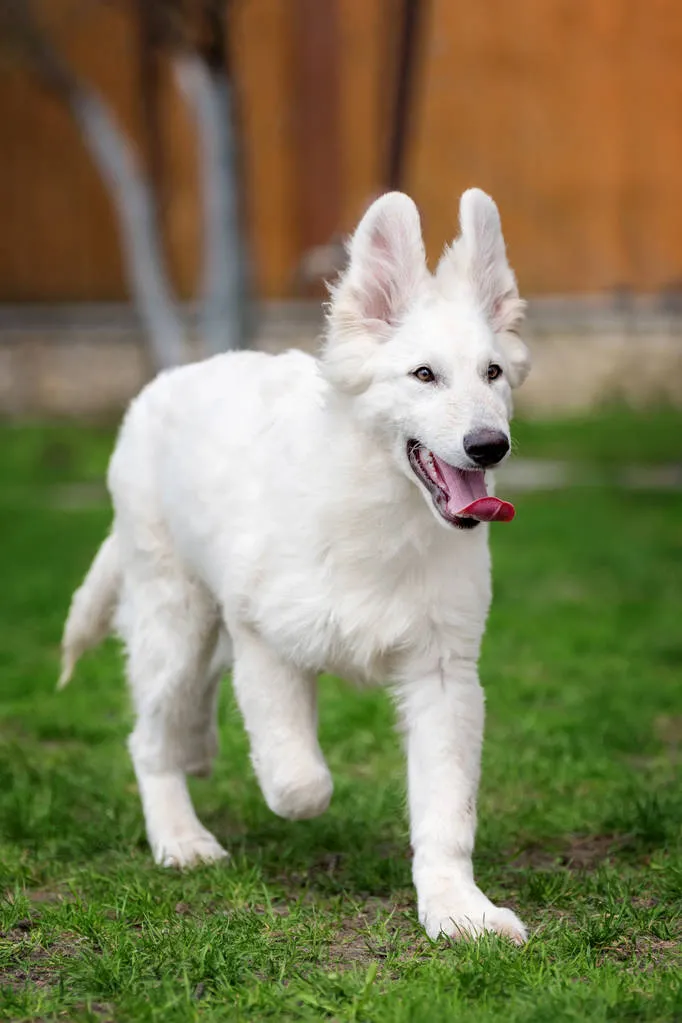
[231,629,333,820]
[184,628,232,779]
[121,564,228,868]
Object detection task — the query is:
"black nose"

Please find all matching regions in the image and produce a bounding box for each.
[463,429,510,468]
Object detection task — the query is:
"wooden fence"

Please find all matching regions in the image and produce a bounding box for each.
[1,0,681,302]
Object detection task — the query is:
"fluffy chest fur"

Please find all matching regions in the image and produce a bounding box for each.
[241,505,492,684]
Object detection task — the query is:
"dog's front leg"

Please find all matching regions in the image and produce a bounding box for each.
[231,629,333,821]
[398,661,527,943]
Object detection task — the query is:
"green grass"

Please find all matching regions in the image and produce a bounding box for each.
[1,410,682,1022]
[511,404,682,464]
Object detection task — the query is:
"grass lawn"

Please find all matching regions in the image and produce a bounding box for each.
[1,409,682,1022]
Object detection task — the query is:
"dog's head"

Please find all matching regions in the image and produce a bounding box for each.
[322,189,531,530]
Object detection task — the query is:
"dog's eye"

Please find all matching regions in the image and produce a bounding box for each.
[487,363,503,382]
[412,366,436,383]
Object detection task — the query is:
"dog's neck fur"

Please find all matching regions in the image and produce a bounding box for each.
[314,383,455,566]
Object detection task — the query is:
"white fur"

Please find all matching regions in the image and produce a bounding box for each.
[61,189,531,943]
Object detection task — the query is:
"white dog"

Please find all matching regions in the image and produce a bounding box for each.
[60,188,531,943]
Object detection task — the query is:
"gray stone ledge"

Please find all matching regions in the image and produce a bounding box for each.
[0,301,681,418]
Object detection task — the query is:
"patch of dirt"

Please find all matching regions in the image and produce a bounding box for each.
[0,952,57,992]
[630,895,659,910]
[27,889,71,905]
[218,888,420,967]
[0,930,85,992]
[598,935,682,973]
[654,714,682,746]
[272,844,412,893]
[327,896,427,971]
[250,903,290,918]
[511,833,633,870]
[327,918,376,969]
[1,918,34,939]
[74,1003,115,1021]
[314,852,345,877]
[627,714,682,768]
[2,886,76,910]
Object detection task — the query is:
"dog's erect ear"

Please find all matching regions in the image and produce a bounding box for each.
[438,188,524,334]
[331,192,426,335]
[437,189,530,387]
[323,192,427,392]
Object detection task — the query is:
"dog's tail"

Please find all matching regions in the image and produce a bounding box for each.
[58,532,121,689]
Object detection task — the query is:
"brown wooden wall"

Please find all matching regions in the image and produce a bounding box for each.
[1,0,681,302]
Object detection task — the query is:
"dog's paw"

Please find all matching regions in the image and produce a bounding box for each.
[421,896,527,944]
[153,831,229,869]
[262,762,334,821]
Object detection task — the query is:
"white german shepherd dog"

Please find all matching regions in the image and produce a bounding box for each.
[60,189,531,943]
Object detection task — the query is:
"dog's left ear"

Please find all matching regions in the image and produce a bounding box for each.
[437,189,531,388]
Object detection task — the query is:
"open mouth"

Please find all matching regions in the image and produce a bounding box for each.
[407,440,515,528]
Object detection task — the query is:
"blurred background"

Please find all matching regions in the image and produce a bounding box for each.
[1,10,682,1010]
[1,0,681,418]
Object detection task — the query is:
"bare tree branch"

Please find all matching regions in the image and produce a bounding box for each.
[72,89,188,368]
[164,0,252,354]
[1,0,255,364]
[175,52,250,354]
[1,0,187,370]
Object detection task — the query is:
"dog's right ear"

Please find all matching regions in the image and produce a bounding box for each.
[437,189,530,388]
[323,193,427,392]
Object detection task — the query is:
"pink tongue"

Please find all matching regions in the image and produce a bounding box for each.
[457,496,515,522]
[432,455,515,523]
